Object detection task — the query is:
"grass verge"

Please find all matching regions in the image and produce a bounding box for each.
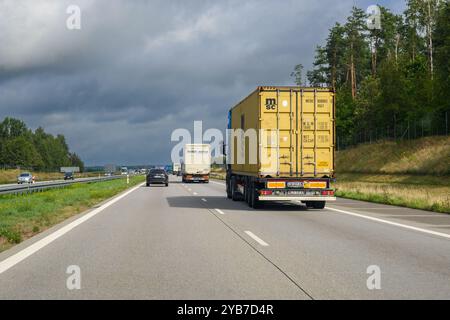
[334,173,450,214]
[0,176,144,252]
[336,136,450,175]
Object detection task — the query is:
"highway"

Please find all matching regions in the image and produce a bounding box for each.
[0,176,450,299]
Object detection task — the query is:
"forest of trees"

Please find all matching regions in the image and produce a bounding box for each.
[0,117,84,171]
[293,0,450,147]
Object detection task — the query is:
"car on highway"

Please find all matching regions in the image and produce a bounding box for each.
[64,172,75,180]
[17,172,35,184]
[146,169,169,187]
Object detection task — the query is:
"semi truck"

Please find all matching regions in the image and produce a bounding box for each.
[225,86,336,209]
[182,144,211,183]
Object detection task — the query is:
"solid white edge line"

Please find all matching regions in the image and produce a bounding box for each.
[245,231,269,246]
[326,207,450,240]
[215,208,225,215]
[0,182,146,275]
[209,181,225,186]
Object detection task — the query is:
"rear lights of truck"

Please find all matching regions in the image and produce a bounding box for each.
[321,190,334,196]
[267,181,286,189]
[259,190,273,196]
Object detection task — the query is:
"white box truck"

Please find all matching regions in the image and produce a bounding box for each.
[182,144,211,183]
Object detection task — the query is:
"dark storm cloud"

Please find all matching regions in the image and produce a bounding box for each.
[0,0,404,165]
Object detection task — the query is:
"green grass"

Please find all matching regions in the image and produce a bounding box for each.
[335,136,450,213]
[336,136,450,175]
[0,176,144,252]
[334,173,450,214]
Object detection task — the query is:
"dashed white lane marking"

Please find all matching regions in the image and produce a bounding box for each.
[201,198,207,202]
[0,182,146,275]
[215,209,226,215]
[188,188,192,191]
[245,231,269,247]
[193,192,198,196]
[326,207,450,240]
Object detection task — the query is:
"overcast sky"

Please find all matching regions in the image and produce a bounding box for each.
[0,0,405,166]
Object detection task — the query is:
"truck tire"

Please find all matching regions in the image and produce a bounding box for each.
[312,201,326,209]
[304,201,314,209]
[231,176,239,201]
[226,177,232,199]
[244,180,249,204]
[250,185,260,209]
[246,180,253,206]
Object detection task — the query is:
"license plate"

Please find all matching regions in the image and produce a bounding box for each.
[288,190,315,196]
[287,181,304,188]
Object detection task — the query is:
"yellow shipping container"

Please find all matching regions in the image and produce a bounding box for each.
[228,86,335,178]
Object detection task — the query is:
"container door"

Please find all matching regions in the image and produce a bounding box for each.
[260,90,295,176]
[296,90,334,177]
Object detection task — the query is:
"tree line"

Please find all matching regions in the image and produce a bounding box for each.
[0,117,84,171]
[292,0,450,145]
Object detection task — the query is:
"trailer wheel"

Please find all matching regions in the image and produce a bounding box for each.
[250,185,260,209]
[244,179,249,204]
[226,177,232,199]
[312,201,326,209]
[231,176,239,201]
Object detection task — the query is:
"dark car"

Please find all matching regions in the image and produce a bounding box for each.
[64,172,75,180]
[146,169,169,187]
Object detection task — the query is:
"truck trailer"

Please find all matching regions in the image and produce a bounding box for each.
[182,144,211,183]
[225,86,336,209]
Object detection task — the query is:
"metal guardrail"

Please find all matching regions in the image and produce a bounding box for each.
[0,176,124,196]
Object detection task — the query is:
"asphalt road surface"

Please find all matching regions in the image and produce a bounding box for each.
[0,176,449,299]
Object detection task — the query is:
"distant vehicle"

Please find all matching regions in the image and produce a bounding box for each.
[225,86,336,209]
[173,163,181,176]
[64,172,75,180]
[120,167,128,175]
[182,144,211,183]
[17,172,35,184]
[104,164,117,175]
[104,172,112,176]
[164,164,173,174]
[146,169,169,187]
